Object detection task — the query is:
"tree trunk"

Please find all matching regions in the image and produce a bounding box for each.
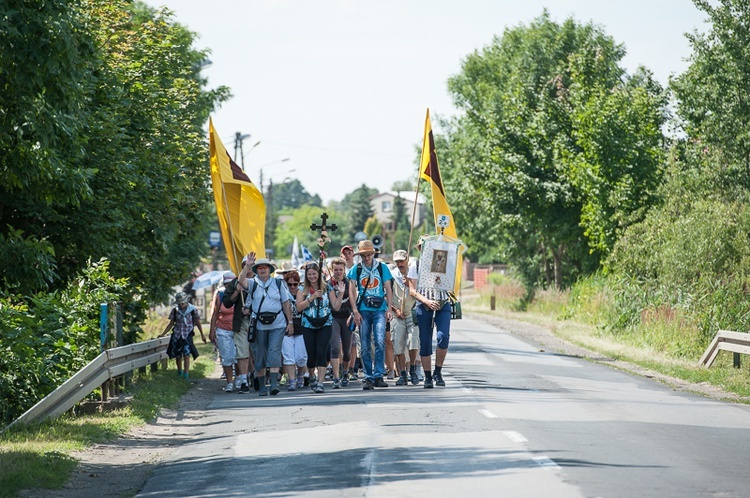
[553,244,565,290]
[541,243,553,289]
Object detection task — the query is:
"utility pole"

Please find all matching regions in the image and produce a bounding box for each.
[233,132,252,169]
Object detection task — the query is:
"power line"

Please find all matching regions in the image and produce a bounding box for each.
[263,140,411,158]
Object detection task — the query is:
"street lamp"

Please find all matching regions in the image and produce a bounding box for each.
[259,157,291,191]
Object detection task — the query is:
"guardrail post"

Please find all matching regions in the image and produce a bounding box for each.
[100,303,109,402]
[734,352,741,368]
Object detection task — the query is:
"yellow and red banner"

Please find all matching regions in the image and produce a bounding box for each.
[209,118,266,274]
[419,108,462,293]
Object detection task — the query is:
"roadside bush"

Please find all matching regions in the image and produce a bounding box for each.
[0,260,127,426]
[605,197,750,359]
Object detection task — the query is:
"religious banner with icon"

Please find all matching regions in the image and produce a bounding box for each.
[417,238,461,292]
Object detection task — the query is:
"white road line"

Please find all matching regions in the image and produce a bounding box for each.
[479,409,498,419]
[502,430,528,442]
[533,456,561,470]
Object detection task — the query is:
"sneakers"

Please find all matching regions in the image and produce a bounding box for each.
[223,383,234,392]
[374,377,389,388]
[296,377,305,389]
[362,379,375,390]
[341,373,349,387]
[424,377,434,389]
[270,385,280,395]
[410,370,420,385]
[313,384,325,393]
[288,382,297,391]
[332,378,341,389]
[238,383,250,394]
[434,372,445,387]
[259,387,269,396]
[395,374,407,386]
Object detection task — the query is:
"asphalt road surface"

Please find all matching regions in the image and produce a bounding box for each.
[136,316,750,497]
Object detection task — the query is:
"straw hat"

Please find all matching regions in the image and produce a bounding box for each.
[354,240,376,255]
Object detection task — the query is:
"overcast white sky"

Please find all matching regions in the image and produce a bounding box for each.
[144,0,707,204]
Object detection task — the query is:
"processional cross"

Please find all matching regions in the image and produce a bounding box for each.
[310,212,338,235]
[310,212,338,265]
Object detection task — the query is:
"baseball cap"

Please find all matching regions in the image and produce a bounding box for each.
[393,250,408,261]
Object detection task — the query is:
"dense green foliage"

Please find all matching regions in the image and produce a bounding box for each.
[0,0,227,424]
[335,184,377,239]
[273,205,351,260]
[0,261,126,425]
[597,0,750,354]
[0,0,228,302]
[440,11,666,291]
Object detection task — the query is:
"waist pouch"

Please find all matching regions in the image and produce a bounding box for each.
[363,295,384,308]
[257,310,281,325]
[306,314,331,329]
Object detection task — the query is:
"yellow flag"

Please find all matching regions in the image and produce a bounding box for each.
[419,109,462,293]
[209,118,266,274]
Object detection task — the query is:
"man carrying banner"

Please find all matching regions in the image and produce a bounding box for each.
[406,108,465,389]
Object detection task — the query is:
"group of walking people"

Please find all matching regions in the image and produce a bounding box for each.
[188,236,453,395]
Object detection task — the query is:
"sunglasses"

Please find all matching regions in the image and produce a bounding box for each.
[287,282,300,286]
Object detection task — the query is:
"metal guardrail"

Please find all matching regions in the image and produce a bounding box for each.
[699,330,750,368]
[9,336,170,428]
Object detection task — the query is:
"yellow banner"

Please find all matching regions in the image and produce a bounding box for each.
[419,109,462,293]
[209,118,266,274]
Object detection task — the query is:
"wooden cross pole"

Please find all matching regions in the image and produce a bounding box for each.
[310,212,338,271]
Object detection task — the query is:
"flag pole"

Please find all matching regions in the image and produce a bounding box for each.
[407,109,430,261]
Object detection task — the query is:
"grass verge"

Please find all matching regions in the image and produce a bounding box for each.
[463,285,750,402]
[0,341,215,498]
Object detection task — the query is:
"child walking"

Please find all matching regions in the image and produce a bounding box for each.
[161,291,206,380]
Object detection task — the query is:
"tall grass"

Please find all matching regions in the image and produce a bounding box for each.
[467,271,750,401]
[0,341,215,497]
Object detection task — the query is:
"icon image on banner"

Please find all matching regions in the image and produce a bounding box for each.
[437,214,450,229]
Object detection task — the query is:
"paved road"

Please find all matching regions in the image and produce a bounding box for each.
[137,316,750,497]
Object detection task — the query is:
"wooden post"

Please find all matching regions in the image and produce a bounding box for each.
[490,295,496,310]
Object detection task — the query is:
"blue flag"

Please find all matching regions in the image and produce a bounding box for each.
[301,244,314,262]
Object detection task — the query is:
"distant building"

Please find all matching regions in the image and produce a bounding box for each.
[369,191,426,231]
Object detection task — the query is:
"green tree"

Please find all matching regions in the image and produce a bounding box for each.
[274,205,350,260]
[270,179,322,212]
[672,0,750,191]
[0,0,229,332]
[340,184,377,239]
[0,0,97,291]
[604,0,750,345]
[391,179,414,192]
[444,11,666,288]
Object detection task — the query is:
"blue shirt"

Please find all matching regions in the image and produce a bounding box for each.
[347,260,392,312]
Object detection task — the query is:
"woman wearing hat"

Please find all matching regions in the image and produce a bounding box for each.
[244,258,294,396]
